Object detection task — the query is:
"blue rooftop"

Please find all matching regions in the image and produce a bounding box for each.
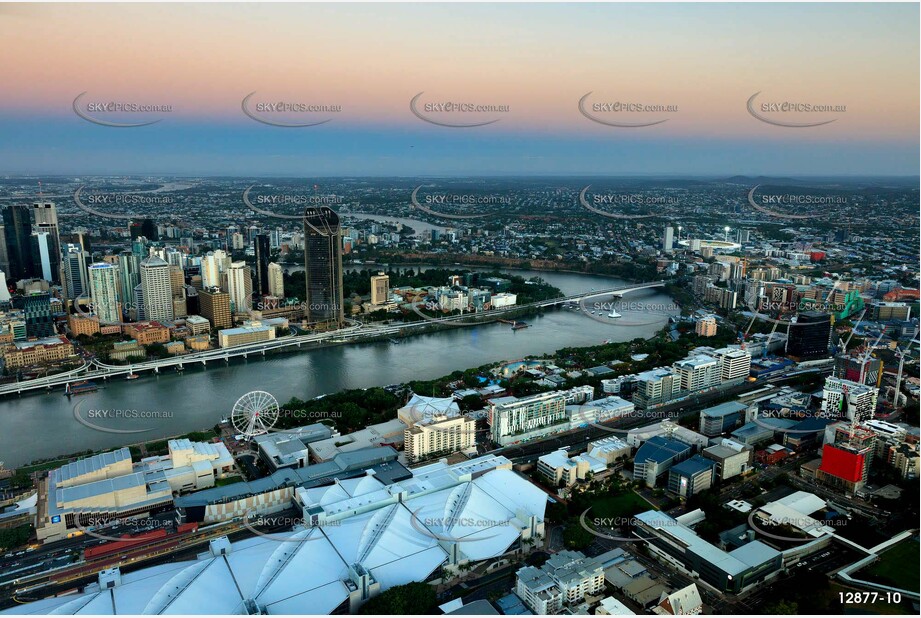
[635,435,692,465]
[670,454,716,477]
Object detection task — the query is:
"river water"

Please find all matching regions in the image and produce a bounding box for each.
[0,268,676,466]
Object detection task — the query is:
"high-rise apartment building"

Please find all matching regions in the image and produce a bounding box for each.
[822,377,878,422]
[254,234,270,295]
[662,225,675,253]
[267,262,285,298]
[489,391,568,446]
[303,206,344,327]
[226,261,252,313]
[139,256,174,322]
[88,263,121,324]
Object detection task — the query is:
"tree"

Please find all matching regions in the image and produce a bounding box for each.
[562,519,593,550]
[359,582,436,615]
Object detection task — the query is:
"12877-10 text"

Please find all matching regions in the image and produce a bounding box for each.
[839,592,902,605]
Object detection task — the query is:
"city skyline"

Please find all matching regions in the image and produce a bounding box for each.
[0,3,918,176]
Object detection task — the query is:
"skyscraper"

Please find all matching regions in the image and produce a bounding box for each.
[662,225,674,254]
[199,287,232,329]
[62,244,89,300]
[118,252,140,309]
[267,262,285,298]
[254,234,270,296]
[201,250,228,289]
[2,204,35,281]
[29,232,55,282]
[303,206,344,327]
[786,311,832,361]
[226,261,252,312]
[139,256,173,322]
[33,201,61,284]
[88,263,121,324]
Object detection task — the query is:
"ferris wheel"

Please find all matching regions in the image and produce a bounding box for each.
[231,391,280,438]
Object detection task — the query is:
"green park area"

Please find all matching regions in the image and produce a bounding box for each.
[860,539,920,593]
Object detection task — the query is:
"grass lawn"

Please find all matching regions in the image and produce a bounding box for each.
[589,491,652,519]
[214,476,245,487]
[860,539,920,593]
[18,459,70,475]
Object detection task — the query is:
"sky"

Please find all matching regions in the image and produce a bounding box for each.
[0,2,918,177]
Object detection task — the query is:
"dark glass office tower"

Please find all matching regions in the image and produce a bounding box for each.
[303,206,344,328]
[786,311,832,360]
[254,234,270,295]
[2,204,36,281]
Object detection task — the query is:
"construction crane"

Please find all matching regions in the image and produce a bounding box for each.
[892,339,919,408]
[858,331,885,385]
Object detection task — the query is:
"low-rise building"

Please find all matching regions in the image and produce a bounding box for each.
[109,339,146,361]
[218,324,275,348]
[699,401,748,437]
[634,436,693,487]
[1,336,75,368]
[68,314,100,337]
[702,439,752,480]
[516,550,604,614]
[633,510,782,594]
[185,314,211,335]
[124,321,170,345]
[667,455,716,499]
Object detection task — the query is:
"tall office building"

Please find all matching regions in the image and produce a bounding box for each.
[118,252,140,309]
[140,219,158,241]
[371,273,390,305]
[662,225,675,253]
[21,292,54,338]
[62,244,89,300]
[254,234,270,296]
[303,206,344,327]
[2,204,35,281]
[88,263,121,324]
[29,232,55,282]
[0,223,9,277]
[226,261,253,313]
[267,262,285,298]
[199,287,232,330]
[169,266,187,319]
[139,256,174,322]
[786,311,832,361]
[201,250,228,289]
[33,201,61,284]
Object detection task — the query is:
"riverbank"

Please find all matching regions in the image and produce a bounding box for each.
[0,269,678,467]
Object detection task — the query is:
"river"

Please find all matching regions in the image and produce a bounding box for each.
[0,268,676,466]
